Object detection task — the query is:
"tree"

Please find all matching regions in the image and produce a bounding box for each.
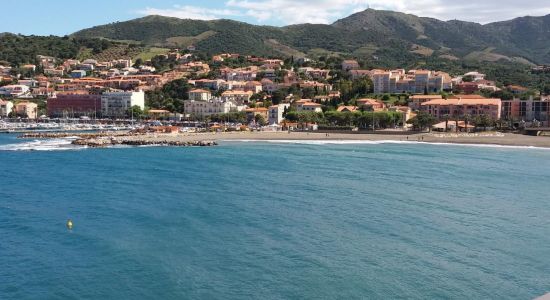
[407,111,436,131]
[133,58,143,68]
[127,105,144,120]
[254,114,267,126]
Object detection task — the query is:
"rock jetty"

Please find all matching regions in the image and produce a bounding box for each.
[72,138,217,148]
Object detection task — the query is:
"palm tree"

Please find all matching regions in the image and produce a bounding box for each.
[444,114,450,132]
[464,114,471,133]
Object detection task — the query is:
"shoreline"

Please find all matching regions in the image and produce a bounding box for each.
[104,131,550,149]
[10,130,550,150]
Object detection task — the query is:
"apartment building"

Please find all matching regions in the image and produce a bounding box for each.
[421,97,502,120]
[101,91,145,117]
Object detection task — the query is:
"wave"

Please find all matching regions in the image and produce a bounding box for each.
[0,138,86,152]
[222,139,550,150]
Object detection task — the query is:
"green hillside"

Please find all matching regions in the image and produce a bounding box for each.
[71,10,550,65]
[2,9,549,70]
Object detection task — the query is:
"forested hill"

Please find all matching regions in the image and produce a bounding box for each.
[72,9,550,65]
[2,9,549,69]
[0,34,138,66]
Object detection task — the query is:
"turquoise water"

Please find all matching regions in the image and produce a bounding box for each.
[1,134,550,299]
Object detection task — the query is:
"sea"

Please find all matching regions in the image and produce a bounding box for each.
[1,133,550,299]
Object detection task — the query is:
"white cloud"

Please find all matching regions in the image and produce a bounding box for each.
[226,0,370,24]
[138,1,550,25]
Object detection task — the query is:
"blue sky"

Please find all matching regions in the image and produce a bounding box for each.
[3,0,549,36]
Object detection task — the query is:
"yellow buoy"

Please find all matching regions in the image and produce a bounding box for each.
[66,219,73,230]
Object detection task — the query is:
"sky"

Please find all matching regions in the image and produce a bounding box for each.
[3,0,549,36]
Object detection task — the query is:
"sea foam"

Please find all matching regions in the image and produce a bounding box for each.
[222,139,550,150]
[0,138,85,151]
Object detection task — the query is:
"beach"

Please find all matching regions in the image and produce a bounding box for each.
[114,131,550,148]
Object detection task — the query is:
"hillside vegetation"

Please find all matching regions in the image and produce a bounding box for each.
[72,10,550,65]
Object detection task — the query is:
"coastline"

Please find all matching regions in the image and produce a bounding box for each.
[115,131,550,149]
[9,130,550,150]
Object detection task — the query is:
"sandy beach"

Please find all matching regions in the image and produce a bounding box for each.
[115,131,550,148]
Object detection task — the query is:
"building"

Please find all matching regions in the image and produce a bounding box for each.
[148,109,172,120]
[71,70,87,79]
[188,89,212,101]
[268,103,290,125]
[372,69,452,94]
[47,94,101,118]
[421,97,502,120]
[456,82,479,94]
[389,106,415,128]
[342,60,360,71]
[101,91,145,118]
[501,97,550,126]
[15,101,38,119]
[245,107,269,124]
[337,106,358,112]
[409,95,443,111]
[0,85,30,97]
[356,99,386,111]
[221,90,253,105]
[463,71,486,81]
[0,99,14,117]
[183,100,242,118]
[507,85,529,94]
[296,100,322,113]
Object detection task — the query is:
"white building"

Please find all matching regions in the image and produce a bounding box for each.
[184,99,243,118]
[188,89,212,101]
[268,103,290,125]
[221,90,253,105]
[0,99,14,117]
[464,71,486,81]
[295,99,323,113]
[101,91,145,117]
[0,85,30,97]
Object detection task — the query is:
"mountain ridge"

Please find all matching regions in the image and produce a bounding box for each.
[70,9,550,65]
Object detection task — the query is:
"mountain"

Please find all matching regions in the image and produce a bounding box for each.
[71,9,550,65]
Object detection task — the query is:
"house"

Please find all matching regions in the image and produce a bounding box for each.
[268,103,290,125]
[221,90,253,105]
[244,81,263,93]
[0,85,30,97]
[507,85,529,94]
[337,106,358,112]
[389,106,415,128]
[349,70,374,80]
[261,78,279,93]
[463,71,486,81]
[245,107,269,124]
[21,64,37,72]
[296,100,322,113]
[71,70,87,79]
[188,89,212,101]
[15,101,38,119]
[456,82,479,94]
[342,60,360,71]
[421,97,502,120]
[356,98,386,111]
[44,67,65,77]
[0,99,14,117]
[183,100,242,118]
